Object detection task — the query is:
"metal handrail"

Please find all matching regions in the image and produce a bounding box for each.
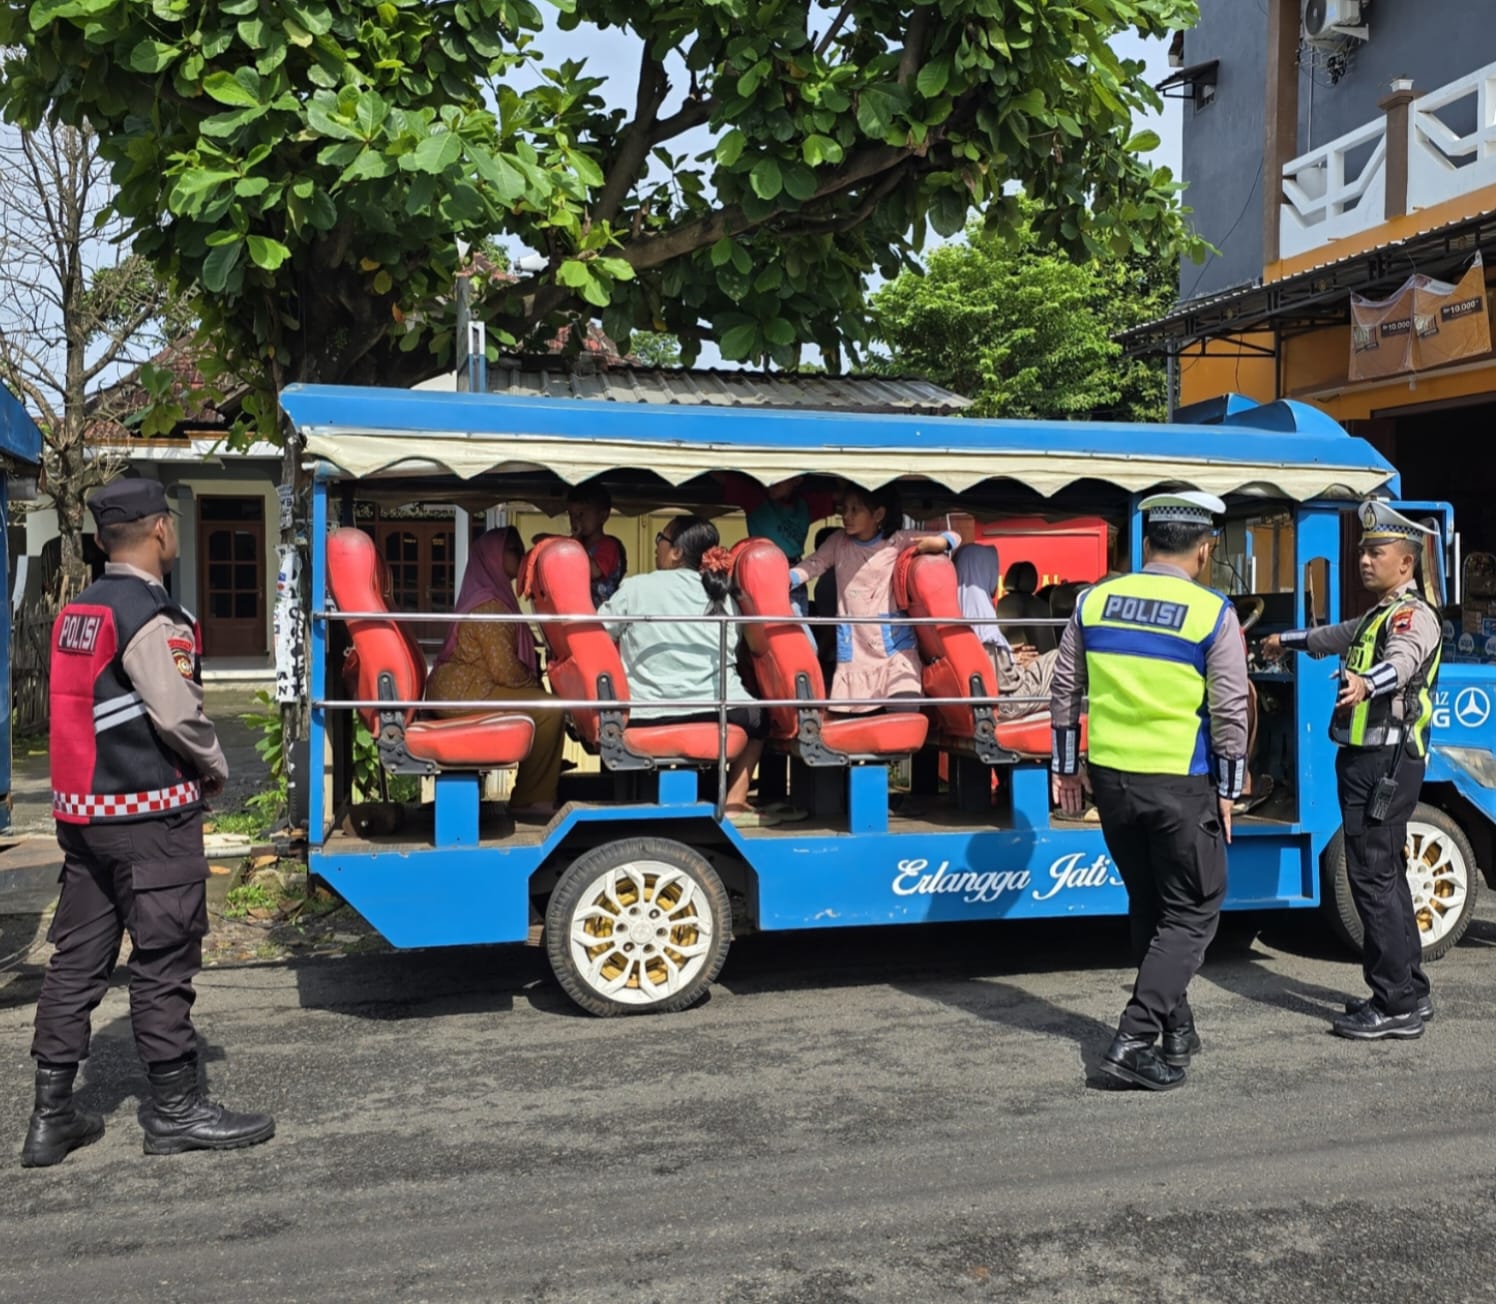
[317,605,1062,819]
[314,609,1074,627]
[317,694,1051,711]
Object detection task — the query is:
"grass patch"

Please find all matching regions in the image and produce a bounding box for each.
[13,729,47,756]
[223,882,277,919]
[207,810,264,838]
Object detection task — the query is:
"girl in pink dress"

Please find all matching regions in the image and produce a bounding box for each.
[788,484,959,716]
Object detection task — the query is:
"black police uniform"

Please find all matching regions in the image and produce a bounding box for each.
[1277,502,1443,1039]
[21,479,273,1166]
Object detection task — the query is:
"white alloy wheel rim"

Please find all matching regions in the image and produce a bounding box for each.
[567,859,715,1006]
[1405,821,1469,948]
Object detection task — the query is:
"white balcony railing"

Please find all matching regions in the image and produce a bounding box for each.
[1410,62,1496,210]
[1280,118,1388,260]
[1279,57,1496,262]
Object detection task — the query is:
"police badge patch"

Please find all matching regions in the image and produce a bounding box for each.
[168,635,194,678]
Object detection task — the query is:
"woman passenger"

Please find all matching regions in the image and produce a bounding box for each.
[954,543,1059,720]
[788,483,958,716]
[425,526,565,818]
[597,515,769,823]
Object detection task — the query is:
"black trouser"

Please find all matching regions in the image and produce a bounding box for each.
[1089,767,1227,1040]
[1336,745,1429,1015]
[32,810,209,1067]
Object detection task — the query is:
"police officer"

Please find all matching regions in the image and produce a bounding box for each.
[1261,499,1441,1041]
[1049,492,1249,1091]
[21,480,274,1167]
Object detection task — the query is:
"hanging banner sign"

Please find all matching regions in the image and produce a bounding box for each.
[274,545,305,704]
[1350,253,1491,381]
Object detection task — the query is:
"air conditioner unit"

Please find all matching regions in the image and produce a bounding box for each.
[1304,0,1368,46]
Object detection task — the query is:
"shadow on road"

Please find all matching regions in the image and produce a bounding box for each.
[68,1016,233,1118]
[894,973,1120,1088]
[1457,914,1496,949]
[290,947,535,1020]
[714,916,1136,998]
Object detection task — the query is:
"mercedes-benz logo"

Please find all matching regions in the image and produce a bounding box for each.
[1454,687,1491,729]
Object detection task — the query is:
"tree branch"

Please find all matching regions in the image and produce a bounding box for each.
[623,141,917,271]
[897,5,933,87]
[647,94,716,147]
[81,299,160,385]
[595,45,671,227]
[815,1,854,56]
[796,158,917,235]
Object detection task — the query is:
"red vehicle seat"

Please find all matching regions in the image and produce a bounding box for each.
[992,712,1089,759]
[520,537,748,770]
[892,549,1003,763]
[732,538,928,763]
[325,527,534,774]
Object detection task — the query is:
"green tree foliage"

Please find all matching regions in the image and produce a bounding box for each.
[0,0,1201,436]
[626,331,682,367]
[872,211,1176,421]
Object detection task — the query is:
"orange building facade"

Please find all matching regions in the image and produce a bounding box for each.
[1127,1,1496,557]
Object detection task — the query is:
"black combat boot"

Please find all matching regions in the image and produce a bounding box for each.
[138,1057,275,1155]
[20,1063,105,1168]
[1099,1033,1186,1091]
[1160,1022,1202,1068]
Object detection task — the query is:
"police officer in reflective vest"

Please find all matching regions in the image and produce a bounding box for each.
[1049,492,1249,1091]
[21,480,274,1167]
[1261,499,1442,1041]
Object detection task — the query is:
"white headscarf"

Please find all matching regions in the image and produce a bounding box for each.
[954,544,1012,653]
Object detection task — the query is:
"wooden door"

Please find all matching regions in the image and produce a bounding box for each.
[377,522,457,651]
[198,497,266,657]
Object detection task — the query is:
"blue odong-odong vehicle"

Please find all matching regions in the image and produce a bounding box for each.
[280,384,1495,1016]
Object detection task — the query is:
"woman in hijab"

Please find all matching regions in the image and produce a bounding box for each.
[954,543,1058,721]
[426,526,565,817]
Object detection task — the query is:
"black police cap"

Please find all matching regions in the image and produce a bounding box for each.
[88,479,171,530]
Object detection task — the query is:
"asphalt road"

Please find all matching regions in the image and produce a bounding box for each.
[4,899,1496,1303]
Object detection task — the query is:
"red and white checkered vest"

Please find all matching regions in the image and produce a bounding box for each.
[50,572,205,825]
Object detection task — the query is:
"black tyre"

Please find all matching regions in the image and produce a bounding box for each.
[1321,802,1480,962]
[545,837,731,1016]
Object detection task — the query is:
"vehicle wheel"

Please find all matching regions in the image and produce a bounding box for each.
[1321,802,1480,962]
[545,837,731,1016]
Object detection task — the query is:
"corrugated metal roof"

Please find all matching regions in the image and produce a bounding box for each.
[484,361,970,414]
[1120,207,1496,355]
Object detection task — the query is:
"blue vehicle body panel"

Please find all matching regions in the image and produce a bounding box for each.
[293,386,1492,951]
[1425,662,1496,825]
[0,384,41,834]
[309,818,1329,948]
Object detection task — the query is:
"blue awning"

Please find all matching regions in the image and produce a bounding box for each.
[279,384,1398,502]
[0,383,42,466]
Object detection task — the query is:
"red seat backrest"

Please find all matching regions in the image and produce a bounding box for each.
[326,527,427,732]
[893,549,997,738]
[732,538,824,740]
[520,536,629,744]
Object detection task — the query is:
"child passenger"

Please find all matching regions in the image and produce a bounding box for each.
[534,480,627,606]
[597,515,769,822]
[788,483,959,716]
